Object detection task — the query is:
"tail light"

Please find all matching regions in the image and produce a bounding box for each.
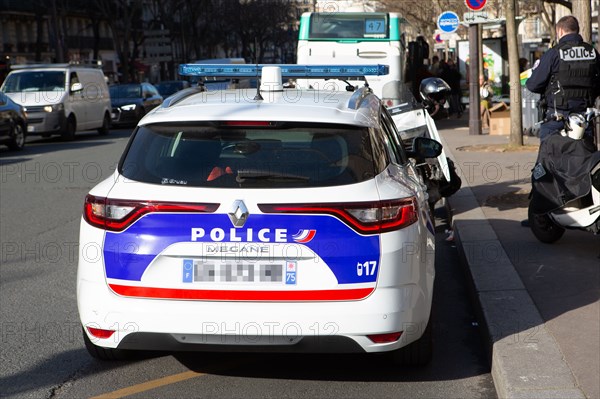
[258,198,418,234]
[83,194,219,232]
[86,326,115,339]
[367,331,403,343]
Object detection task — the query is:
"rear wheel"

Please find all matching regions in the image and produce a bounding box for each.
[7,123,26,151]
[528,204,565,243]
[82,327,130,361]
[389,315,433,366]
[97,112,111,135]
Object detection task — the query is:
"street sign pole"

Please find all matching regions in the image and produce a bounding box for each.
[463,0,486,135]
[469,24,482,136]
[437,11,459,62]
[445,40,449,61]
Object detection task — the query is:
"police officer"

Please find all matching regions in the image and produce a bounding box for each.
[526,15,600,141]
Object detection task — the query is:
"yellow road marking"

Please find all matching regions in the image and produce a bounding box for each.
[90,370,204,399]
[90,359,246,399]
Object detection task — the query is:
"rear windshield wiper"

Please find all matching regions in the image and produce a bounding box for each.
[236,169,310,183]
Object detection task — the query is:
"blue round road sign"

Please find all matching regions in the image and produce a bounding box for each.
[437,11,459,34]
[465,0,486,11]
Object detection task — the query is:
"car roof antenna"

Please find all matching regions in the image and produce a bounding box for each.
[253,39,263,101]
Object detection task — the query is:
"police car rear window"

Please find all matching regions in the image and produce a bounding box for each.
[119,123,377,188]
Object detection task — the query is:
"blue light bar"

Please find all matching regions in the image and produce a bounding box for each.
[178,64,389,78]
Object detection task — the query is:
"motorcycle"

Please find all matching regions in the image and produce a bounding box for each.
[528,102,600,243]
[388,78,462,211]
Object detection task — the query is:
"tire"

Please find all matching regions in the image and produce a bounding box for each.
[61,116,76,141]
[528,204,565,243]
[7,123,26,151]
[97,112,111,135]
[135,107,146,124]
[82,327,130,361]
[389,315,433,366]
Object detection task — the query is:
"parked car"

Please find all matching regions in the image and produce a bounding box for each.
[0,91,27,150]
[155,80,190,98]
[109,83,163,126]
[0,64,111,139]
[78,64,440,365]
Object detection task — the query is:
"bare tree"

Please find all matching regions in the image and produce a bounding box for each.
[48,0,68,62]
[93,0,144,83]
[226,0,296,63]
[506,0,524,146]
[377,0,471,51]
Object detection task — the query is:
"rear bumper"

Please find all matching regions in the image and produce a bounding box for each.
[78,277,431,354]
[117,332,364,353]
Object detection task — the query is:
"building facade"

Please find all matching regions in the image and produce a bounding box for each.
[0,1,118,82]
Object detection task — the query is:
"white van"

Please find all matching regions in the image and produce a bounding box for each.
[0,64,111,139]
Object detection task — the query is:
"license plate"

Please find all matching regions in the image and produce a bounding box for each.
[183,260,285,283]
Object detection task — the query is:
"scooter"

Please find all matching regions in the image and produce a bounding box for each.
[388,79,462,211]
[528,103,600,243]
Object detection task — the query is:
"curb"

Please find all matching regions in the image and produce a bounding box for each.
[440,136,586,399]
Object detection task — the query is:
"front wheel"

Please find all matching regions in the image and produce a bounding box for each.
[7,123,26,151]
[135,107,146,124]
[61,116,76,141]
[528,204,565,243]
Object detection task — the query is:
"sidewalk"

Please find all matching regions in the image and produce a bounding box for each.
[435,115,599,399]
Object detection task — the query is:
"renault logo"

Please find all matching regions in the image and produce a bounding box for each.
[228,200,249,227]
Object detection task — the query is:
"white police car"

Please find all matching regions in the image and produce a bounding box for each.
[77,64,441,365]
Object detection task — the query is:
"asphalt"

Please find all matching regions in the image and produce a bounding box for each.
[434,114,599,399]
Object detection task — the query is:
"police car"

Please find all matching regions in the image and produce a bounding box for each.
[77,64,441,365]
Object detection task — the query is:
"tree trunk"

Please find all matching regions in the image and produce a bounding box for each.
[571,0,591,43]
[506,0,523,146]
[50,0,65,62]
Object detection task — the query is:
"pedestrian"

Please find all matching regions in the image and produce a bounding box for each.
[440,59,463,117]
[519,57,529,73]
[430,55,441,76]
[526,15,600,141]
[480,75,493,129]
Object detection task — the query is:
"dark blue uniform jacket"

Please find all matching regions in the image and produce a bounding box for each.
[526,33,600,115]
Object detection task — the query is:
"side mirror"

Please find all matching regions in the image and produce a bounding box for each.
[70,82,83,92]
[408,137,443,159]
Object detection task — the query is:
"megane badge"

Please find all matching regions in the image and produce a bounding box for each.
[228,200,249,227]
